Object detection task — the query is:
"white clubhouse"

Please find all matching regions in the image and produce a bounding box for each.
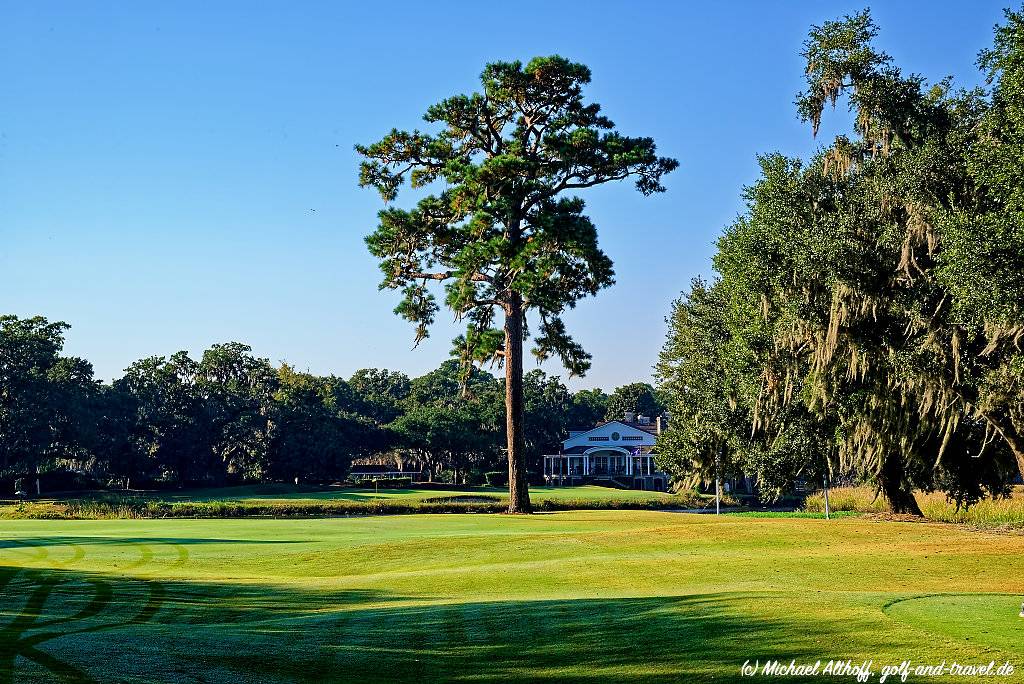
[542,412,669,491]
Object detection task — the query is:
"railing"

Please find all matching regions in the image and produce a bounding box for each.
[546,464,656,478]
[590,467,631,477]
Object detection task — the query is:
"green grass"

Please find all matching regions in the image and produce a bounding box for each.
[723,510,861,519]
[1,512,1021,682]
[885,594,1024,659]
[0,485,727,519]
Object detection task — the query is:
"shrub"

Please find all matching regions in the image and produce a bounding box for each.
[355,477,413,489]
[484,471,507,487]
[2,469,103,494]
[0,488,729,519]
[420,495,504,504]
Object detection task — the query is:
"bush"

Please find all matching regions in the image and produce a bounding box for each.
[432,470,456,484]
[0,490,724,520]
[484,471,507,487]
[355,477,413,489]
[2,469,104,494]
[483,471,542,486]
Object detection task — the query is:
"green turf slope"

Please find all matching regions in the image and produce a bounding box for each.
[1,512,1021,682]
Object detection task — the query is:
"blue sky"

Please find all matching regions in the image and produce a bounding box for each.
[0,1,1009,389]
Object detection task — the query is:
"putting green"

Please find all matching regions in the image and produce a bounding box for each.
[1,512,1021,682]
[885,594,1024,657]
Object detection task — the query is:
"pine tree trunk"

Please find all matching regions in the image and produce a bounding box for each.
[504,293,532,514]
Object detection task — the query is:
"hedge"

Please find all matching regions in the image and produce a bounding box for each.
[354,477,413,489]
[0,490,731,520]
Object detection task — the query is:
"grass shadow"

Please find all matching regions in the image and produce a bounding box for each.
[0,537,301,551]
[0,565,838,683]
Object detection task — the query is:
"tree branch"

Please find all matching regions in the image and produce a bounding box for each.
[410,271,492,283]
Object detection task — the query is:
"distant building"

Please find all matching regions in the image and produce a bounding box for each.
[542,412,669,491]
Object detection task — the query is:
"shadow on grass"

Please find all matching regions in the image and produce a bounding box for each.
[0,536,300,551]
[0,565,399,684]
[0,536,303,574]
[0,563,836,684]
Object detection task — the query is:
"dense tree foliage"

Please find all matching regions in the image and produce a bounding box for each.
[566,387,609,429]
[270,365,384,483]
[358,56,676,512]
[0,315,618,494]
[603,383,665,422]
[346,368,411,424]
[657,10,1024,511]
[0,316,98,478]
[657,279,837,500]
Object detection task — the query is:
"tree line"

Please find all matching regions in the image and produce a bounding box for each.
[656,9,1024,513]
[0,314,663,493]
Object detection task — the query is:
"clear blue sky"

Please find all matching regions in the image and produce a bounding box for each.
[1,1,1009,389]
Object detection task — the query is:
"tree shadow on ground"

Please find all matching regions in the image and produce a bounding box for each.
[0,536,300,550]
[0,563,841,684]
[0,565,400,684]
